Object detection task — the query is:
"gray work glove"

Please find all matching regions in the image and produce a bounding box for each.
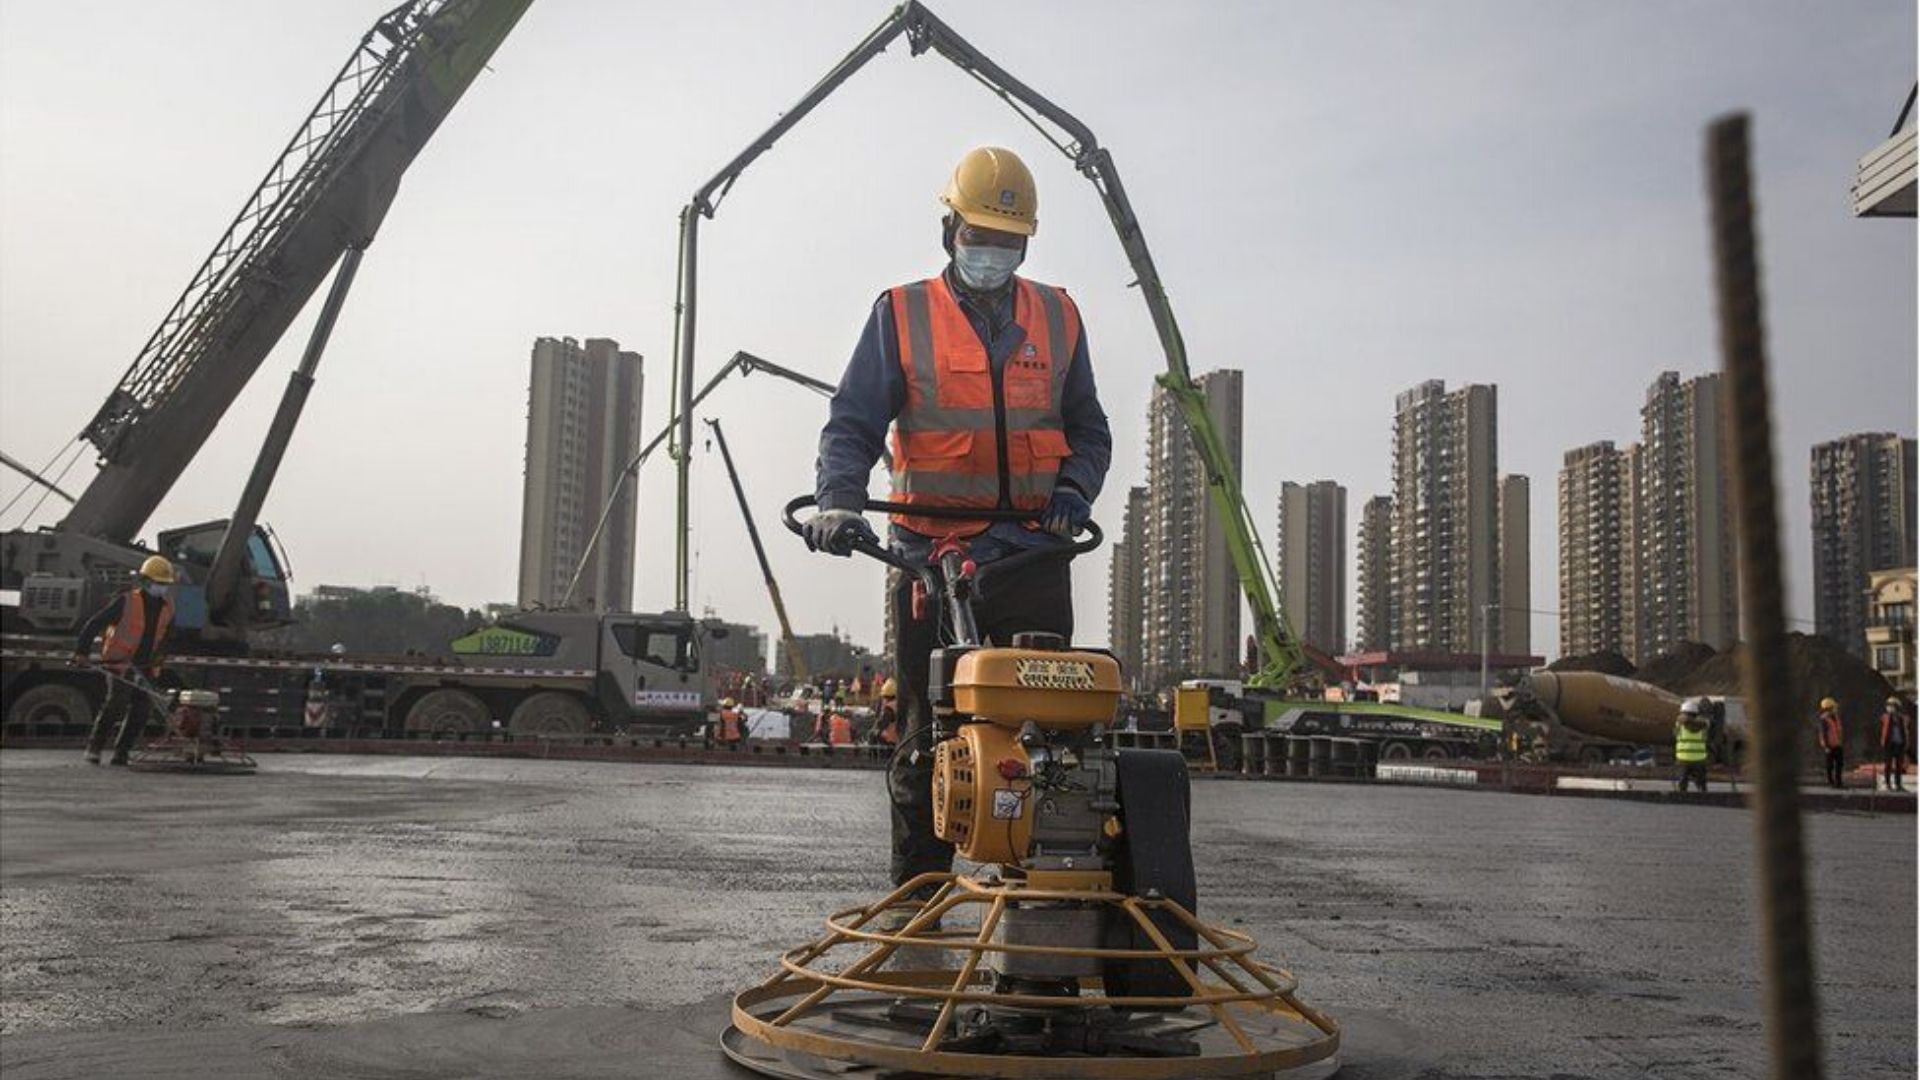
[804,509,878,556]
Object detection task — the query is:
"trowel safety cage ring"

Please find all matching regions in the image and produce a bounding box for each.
[731,871,1341,1078]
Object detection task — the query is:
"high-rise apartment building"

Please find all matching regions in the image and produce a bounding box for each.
[1355,495,1395,652]
[1143,370,1243,686]
[1277,481,1346,655]
[1810,433,1918,657]
[1556,373,1739,664]
[1629,371,1737,657]
[516,337,644,612]
[1107,486,1150,692]
[1558,441,1630,657]
[1498,474,1531,655]
[1389,380,1499,654]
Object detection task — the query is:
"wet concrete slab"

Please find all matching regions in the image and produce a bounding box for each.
[1,749,1912,1078]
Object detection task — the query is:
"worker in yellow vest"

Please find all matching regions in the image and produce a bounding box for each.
[70,555,176,766]
[1674,698,1710,794]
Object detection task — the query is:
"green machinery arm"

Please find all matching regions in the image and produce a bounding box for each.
[1156,376,1304,692]
[666,1,1307,688]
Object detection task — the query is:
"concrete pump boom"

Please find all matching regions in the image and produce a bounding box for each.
[666,1,1307,688]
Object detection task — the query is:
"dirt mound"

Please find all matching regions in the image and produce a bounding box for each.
[1636,641,1719,689]
[1658,633,1896,761]
[1547,651,1636,677]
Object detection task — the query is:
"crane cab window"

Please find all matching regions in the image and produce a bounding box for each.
[611,623,698,672]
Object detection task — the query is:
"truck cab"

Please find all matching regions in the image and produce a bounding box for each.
[0,520,291,644]
[446,609,725,733]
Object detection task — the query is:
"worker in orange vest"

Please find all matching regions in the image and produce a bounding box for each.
[828,706,855,747]
[1880,696,1911,792]
[1815,697,1846,789]
[807,146,1112,897]
[716,698,744,745]
[70,555,176,766]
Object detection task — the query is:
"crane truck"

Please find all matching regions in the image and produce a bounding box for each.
[0,0,734,740]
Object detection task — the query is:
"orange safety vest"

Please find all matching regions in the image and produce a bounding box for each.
[887,274,1081,538]
[828,713,854,746]
[101,589,172,673]
[718,709,742,743]
[1818,710,1843,750]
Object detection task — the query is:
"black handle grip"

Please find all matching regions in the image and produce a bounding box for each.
[781,494,1102,564]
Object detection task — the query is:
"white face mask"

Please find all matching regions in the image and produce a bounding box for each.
[145,583,170,599]
[953,242,1023,291]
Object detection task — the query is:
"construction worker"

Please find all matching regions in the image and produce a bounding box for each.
[874,677,900,746]
[70,555,176,766]
[807,146,1112,896]
[829,705,855,747]
[1674,698,1710,793]
[1816,696,1846,789]
[1880,696,1911,792]
[716,697,744,745]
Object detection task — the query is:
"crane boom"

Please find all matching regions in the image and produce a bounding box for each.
[705,419,810,683]
[60,0,531,544]
[666,1,1306,688]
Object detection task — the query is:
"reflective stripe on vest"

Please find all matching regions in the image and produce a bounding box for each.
[888,275,1079,537]
[101,590,172,670]
[1674,722,1709,763]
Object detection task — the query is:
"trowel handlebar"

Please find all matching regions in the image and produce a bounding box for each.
[779,495,1102,587]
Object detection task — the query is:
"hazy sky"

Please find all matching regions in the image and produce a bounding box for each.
[1,1,1913,660]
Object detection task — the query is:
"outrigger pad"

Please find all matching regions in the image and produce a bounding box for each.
[1104,747,1198,999]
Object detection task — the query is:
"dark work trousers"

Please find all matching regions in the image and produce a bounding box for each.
[1676,764,1708,793]
[1824,747,1845,788]
[87,671,155,758]
[1884,743,1908,790]
[889,556,1073,890]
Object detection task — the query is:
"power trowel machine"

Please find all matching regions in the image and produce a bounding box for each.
[722,497,1339,1080]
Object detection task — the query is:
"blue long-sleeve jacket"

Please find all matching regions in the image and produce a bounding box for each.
[815,268,1112,562]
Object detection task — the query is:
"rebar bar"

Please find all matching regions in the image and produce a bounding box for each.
[1705,111,1825,1080]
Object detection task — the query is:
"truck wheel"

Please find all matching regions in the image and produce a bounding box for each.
[1379,741,1413,761]
[404,689,489,736]
[4,683,94,734]
[508,692,590,735]
[1421,744,1452,761]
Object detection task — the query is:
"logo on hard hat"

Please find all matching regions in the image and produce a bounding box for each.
[999,189,1017,207]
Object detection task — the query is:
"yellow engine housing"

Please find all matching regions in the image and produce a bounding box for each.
[931,722,1031,866]
[951,647,1122,730]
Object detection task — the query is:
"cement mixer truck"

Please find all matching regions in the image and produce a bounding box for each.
[1501,670,1750,765]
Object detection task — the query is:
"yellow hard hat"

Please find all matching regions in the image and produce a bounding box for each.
[1819,697,1838,711]
[721,698,737,709]
[138,555,176,584]
[939,147,1037,237]
[881,678,897,698]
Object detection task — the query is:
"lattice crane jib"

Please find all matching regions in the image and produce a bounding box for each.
[59,0,532,543]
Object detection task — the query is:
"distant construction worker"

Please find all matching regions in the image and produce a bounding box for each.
[874,677,900,746]
[808,146,1113,898]
[716,698,744,745]
[69,555,176,766]
[1816,697,1846,789]
[1674,698,1711,793]
[828,705,855,748]
[1880,696,1911,792]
